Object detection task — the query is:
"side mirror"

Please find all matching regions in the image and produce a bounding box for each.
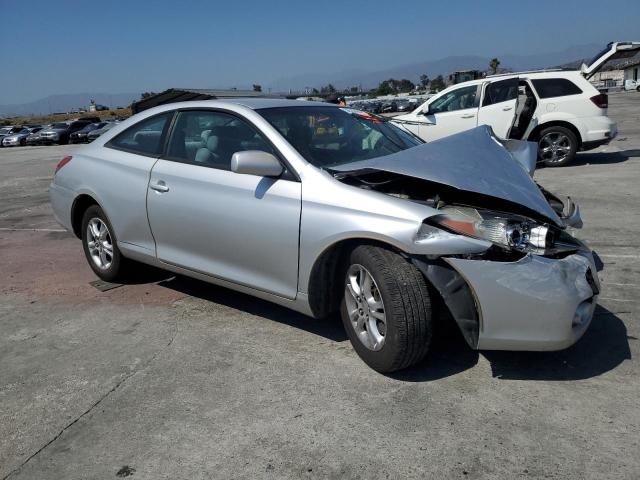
[231,150,283,177]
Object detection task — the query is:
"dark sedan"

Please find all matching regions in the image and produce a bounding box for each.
[69,122,108,144]
[38,121,94,145]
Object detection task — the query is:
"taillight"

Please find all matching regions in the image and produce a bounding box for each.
[590,93,608,109]
[55,156,72,174]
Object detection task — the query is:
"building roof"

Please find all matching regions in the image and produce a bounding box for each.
[131,88,278,113]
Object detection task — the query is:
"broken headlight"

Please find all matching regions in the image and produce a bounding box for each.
[425,206,573,255]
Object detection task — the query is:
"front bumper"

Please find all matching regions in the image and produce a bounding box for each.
[446,250,599,351]
[2,138,19,146]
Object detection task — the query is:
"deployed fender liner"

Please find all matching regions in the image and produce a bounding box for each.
[411,257,480,349]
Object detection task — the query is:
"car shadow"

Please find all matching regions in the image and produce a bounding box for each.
[572,148,640,166]
[392,304,631,382]
[537,148,640,168]
[133,272,630,381]
[157,275,348,342]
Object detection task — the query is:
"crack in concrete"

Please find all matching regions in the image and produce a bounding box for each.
[2,318,179,480]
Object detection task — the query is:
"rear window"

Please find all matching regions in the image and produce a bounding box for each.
[107,112,172,156]
[531,78,582,99]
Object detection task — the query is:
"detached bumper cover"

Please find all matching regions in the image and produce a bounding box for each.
[446,250,599,351]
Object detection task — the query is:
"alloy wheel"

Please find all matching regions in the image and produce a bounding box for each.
[344,264,387,351]
[539,132,572,164]
[86,217,114,270]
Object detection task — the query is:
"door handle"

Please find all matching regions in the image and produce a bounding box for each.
[460,114,475,119]
[150,182,169,193]
[502,106,513,111]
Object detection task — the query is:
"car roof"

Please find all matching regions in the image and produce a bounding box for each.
[151,98,332,112]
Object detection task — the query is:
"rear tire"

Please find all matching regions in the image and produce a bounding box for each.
[538,125,578,167]
[340,245,433,373]
[81,205,129,282]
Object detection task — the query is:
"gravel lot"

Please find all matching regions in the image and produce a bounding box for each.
[1,92,639,479]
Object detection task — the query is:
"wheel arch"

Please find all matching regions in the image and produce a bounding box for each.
[528,120,583,148]
[306,238,407,319]
[70,193,102,239]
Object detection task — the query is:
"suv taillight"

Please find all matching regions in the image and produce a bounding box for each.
[55,156,72,174]
[590,93,608,109]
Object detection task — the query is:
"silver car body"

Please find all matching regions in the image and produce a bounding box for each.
[50,99,599,351]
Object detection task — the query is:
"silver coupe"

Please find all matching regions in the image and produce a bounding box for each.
[50,99,600,372]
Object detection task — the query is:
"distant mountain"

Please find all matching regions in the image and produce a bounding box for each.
[268,44,602,91]
[0,92,141,117]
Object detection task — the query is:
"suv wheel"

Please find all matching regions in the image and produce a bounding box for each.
[81,205,129,282]
[538,126,578,167]
[340,245,432,373]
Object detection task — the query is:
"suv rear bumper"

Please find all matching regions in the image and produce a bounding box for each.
[578,116,618,147]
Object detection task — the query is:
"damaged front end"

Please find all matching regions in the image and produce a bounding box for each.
[330,126,599,351]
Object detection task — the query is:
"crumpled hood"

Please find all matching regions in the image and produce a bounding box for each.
[332,125,562,226]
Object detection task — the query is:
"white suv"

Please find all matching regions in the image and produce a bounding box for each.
[394,42,640,166]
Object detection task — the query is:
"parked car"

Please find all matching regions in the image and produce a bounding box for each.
[381,101,397,113]
[396,99,414,112]
[50,99,599,372]
[79,116,101,123]
[624,78,640,91]
[39,120,95,145]
[69,122,108,144]
[1,126,42,146]
[0,126,27,147]
[362,101,382,114]
[394,41,640,166]
[26,126,49,146]
[86,122,116,142]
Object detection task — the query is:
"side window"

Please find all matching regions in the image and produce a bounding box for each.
[428,85,479,114]
[482,79,518,106]
[107,112,173,156]
[165,110,275,170]
[531,79,583,99]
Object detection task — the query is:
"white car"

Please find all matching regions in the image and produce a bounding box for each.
[394,42,640,166]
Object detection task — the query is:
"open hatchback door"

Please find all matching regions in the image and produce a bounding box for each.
[581,41,640,79]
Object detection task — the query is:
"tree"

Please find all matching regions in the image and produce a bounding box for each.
[252,84,262,92]
[140,92,156,99]
[430,75,445,92]
[489,58,501,75]
[376,80,394,96]
[320,84,337,94]
[376,78,415,95]
[419,74,430,89]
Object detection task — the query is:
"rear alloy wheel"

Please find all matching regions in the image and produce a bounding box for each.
[538,126,577,167]
[81,205,128,282]
[340,245,432,373]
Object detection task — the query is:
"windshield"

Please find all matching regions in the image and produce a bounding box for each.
[51,123,68,129]
[258,106,422,168]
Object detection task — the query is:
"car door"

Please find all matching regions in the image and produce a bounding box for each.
[146,109,302,300]
[416,84,480,141]
[476,78,519,138]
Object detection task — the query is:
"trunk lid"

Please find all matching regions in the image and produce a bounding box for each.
[581,41,640,79]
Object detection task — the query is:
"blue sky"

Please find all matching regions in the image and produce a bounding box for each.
[1,0,639,104]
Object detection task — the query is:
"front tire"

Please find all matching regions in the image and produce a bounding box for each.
[340,245,433,373]
[538,126,578,167]
[81,205,128,282]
